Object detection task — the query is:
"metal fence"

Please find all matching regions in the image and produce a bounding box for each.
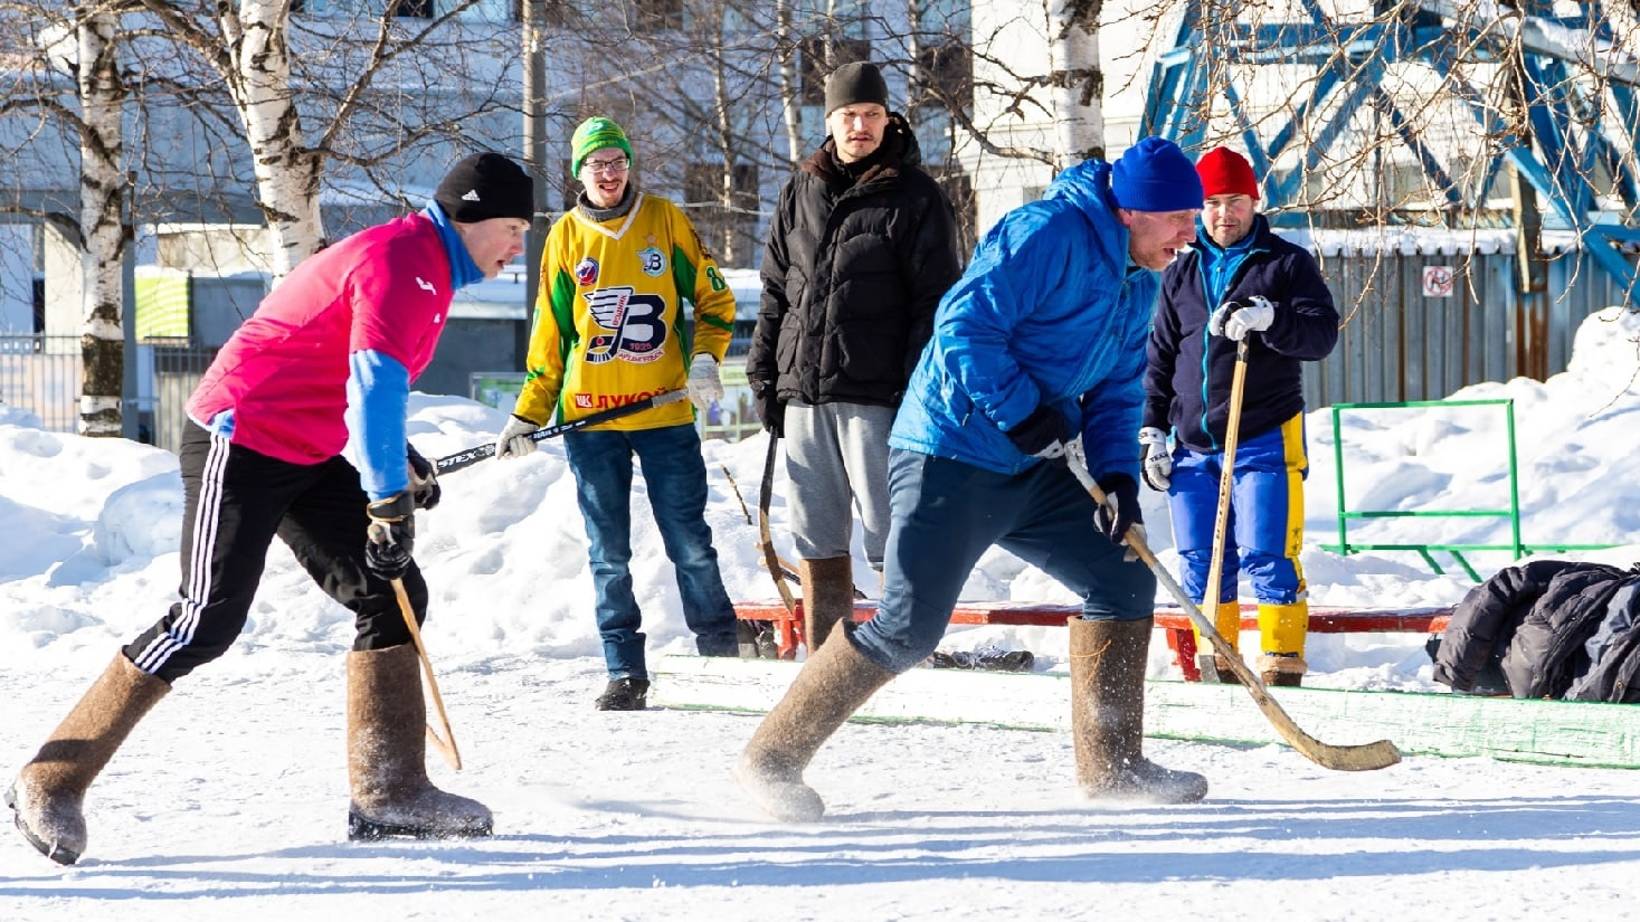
[1303,249,1624,408]
[1,335,216,451]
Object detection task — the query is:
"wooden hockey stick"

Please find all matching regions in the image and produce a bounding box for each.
[757,433,798,615]
[390,577,462,771]
[1200,339,1249,677]
[1063,442,1401,772]
[723,460,866,600]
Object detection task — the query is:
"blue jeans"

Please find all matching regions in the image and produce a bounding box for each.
[851,450,1157,674]
[564,423,738,679]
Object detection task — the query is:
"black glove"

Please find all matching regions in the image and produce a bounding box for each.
[365,492,415,581]
[1092,473,1143,545]
[755,384,785,438]
[1005,404,1071,459]
[406,443,440,511]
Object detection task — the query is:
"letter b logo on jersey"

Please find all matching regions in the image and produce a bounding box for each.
[583,286,669,365]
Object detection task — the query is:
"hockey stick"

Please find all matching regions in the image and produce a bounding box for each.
[390,577,462,771]
[1063,442,1401,772]
[1199,339,1248,678]
[433,389,688,475]
[757,432,798,615]
[723,461,866,600]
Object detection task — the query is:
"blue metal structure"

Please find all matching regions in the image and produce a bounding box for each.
[1141,1,1640,299]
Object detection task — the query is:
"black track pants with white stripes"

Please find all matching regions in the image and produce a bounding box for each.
[124,423,427,683]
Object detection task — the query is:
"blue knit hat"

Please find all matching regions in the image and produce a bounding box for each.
[1111,137,1204,212]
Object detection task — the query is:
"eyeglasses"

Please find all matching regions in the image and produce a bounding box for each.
[583,157,630,175]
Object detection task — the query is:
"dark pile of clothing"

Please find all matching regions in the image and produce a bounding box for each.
[1431,559,1640,702]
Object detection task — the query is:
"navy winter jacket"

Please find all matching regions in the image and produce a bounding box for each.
[890,158,1157,480]
[1143,215,1338,453]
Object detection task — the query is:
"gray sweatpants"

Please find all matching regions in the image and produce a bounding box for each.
[783,401,896,569]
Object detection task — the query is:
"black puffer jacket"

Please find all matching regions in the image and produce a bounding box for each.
[747,114,962,409]
[1433,559,1640,702]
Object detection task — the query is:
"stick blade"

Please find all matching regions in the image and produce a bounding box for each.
[1304,737,1402,772]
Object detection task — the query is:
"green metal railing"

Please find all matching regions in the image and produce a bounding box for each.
[1324,398,1618,581]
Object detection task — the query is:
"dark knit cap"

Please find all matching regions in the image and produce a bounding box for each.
[824,61,889,114]
[434,152,534,223]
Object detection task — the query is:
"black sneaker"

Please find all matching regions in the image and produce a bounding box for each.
[595,677,650,711]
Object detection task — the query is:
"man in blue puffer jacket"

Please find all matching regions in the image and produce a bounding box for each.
[737,137,1210,821]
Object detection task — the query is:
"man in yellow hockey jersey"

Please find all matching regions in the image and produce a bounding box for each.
[495,117,740,710]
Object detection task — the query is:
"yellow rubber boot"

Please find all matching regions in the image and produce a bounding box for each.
[1191,600,1243,683]
[1257,600,1309,687]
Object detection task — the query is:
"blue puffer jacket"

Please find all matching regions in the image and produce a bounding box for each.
[890,159,1158,480]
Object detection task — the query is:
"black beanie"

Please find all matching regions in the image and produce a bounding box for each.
[824,61,889,114]
[435,152,534,223]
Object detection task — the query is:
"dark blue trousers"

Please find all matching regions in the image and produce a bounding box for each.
[850,450,1155,673]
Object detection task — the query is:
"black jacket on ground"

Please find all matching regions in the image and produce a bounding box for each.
[1433,559,1640,702]
[747,114,962,410]
[1143,216,1338,452]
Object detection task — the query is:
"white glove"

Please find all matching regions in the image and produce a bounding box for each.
[686,353,723,412]
[494,414,539,460]
[1137,426,1172,492]
[1208,295,1276,342]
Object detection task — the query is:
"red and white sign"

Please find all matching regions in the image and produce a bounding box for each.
[1423,265,1454,298]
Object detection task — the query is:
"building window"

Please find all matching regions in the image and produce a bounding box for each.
[799,37,872,107]
[394,0,434,17]
[513,0,575,25]
[630,0,682,32]
[916,41,972,115]
[684,161,759,265]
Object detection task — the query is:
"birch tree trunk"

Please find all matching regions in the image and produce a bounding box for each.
[775,0,803,165]
[710,2,738,263]
[221,0,326,277]
[76,8,126,437]
[823,0,838,71]
[906,0,926,126]
[1046,0,1104,168]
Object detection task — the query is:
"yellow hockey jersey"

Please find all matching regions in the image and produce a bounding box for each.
[513,192,737,430]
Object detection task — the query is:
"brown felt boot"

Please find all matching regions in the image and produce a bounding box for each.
[1070,618,1208,804]
[800,556,855,654]
[735,628,895,822]
[7,653,170,865]
[346,645,492,841]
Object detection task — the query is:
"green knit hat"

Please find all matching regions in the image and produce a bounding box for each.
[571,117,634,177]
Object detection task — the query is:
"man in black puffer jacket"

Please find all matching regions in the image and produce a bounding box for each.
[747,61,962,648]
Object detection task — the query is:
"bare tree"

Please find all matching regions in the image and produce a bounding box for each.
[775,0,803,165]
[75,3,126,436]
[132,0,508,277]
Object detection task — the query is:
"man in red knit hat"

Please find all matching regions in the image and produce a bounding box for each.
[1139,146,1339,686]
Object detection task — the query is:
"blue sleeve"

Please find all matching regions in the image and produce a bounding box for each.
[1080,273,1156,481]
[935,210,1065,431]
[346,349,410,501]
[1080,334,1148,482]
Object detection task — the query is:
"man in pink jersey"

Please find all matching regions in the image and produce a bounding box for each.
[6,153,532,864]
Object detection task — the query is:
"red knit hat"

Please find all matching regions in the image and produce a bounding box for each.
[1196,147,1259,199]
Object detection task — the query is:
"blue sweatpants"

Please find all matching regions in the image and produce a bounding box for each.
[850,450,1156,674]
[1168,413,1308,606]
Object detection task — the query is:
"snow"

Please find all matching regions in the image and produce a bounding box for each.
[2,308,1639,917]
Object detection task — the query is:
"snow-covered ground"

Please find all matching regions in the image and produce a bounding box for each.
[1,308,1637,918]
